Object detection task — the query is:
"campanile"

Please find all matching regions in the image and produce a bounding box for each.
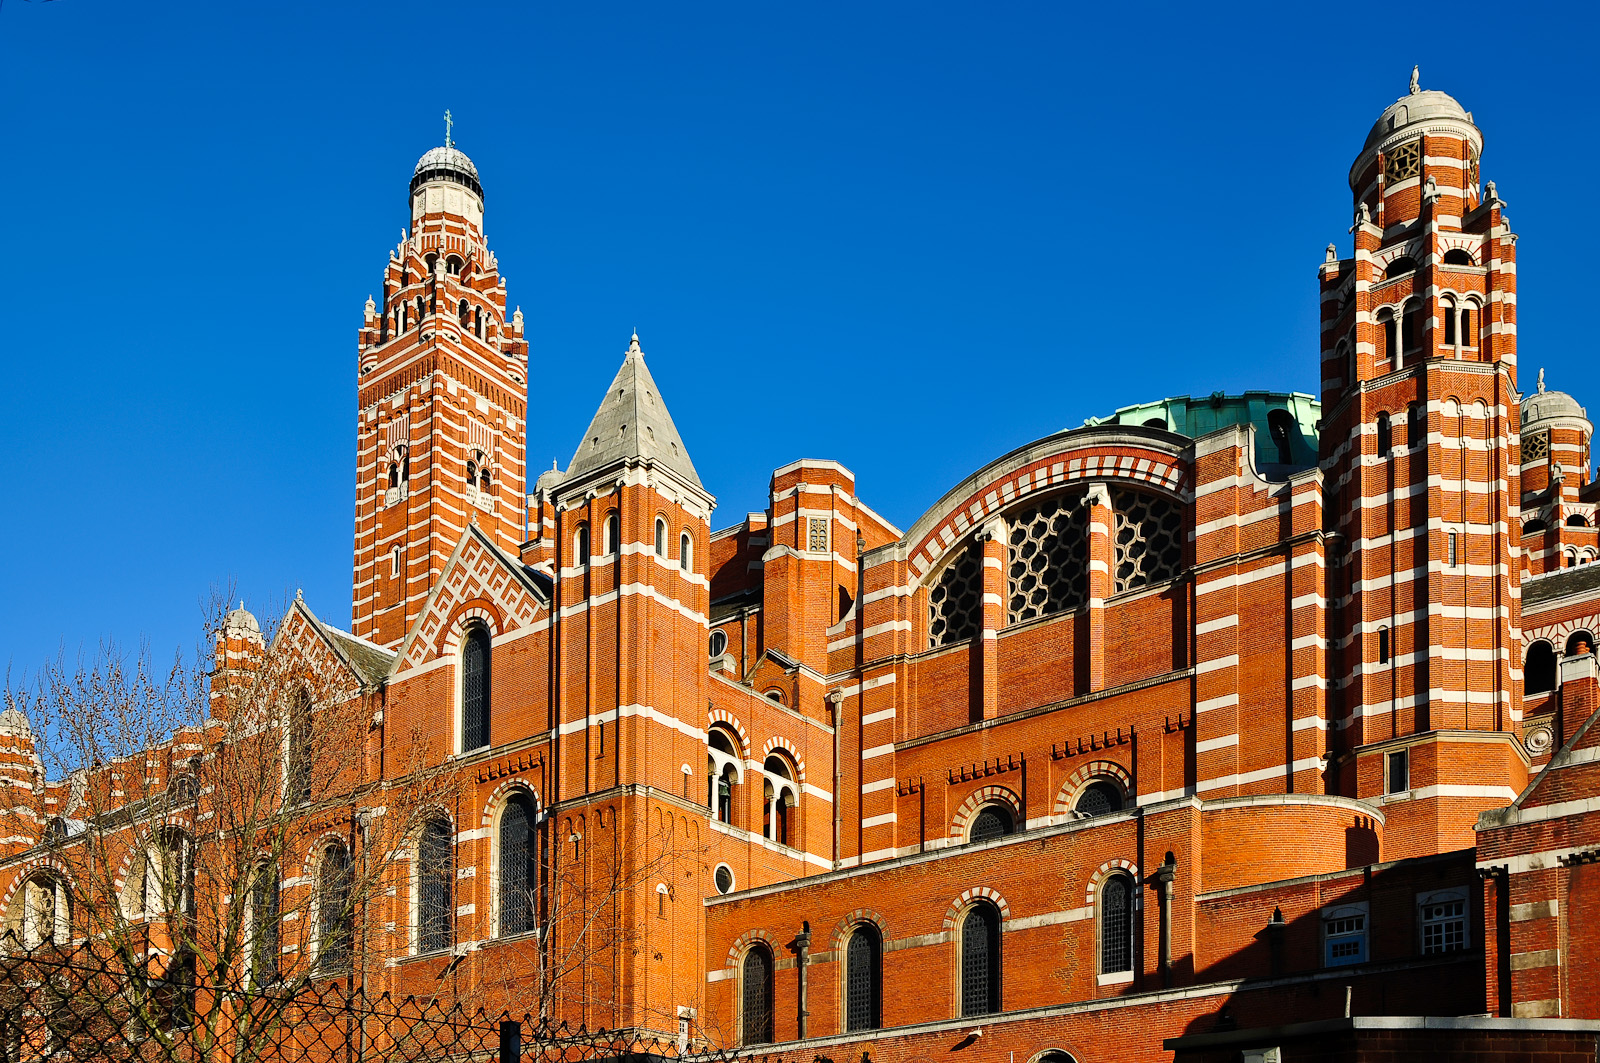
[351,133,530,647]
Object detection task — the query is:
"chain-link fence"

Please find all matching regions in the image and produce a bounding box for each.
[0,943,846,1063]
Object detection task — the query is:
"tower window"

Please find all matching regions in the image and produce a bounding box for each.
[1524,641,1557,697]
[446,255,463,275]
[1377,310,1397,364]
[1444,303,1457,345]
[1377,626,1391,665]
[458,299,470,325]
[1376,414,1392,454]
[1407,402,1425,448]
[1460,307,1474,346]
[391,545,402,578]
[1442,248,1474,266]
[654,517,668,557]
[1267,409,1294,464]
[604,512,620,554]
[1385,256,1418,279]
[1401,301,1420,355]
[1447,531,1458,567]
[1386,748,1409,794]
[680,530,693,572]
[575,523,590,565]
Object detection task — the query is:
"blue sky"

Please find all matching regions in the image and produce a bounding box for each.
[1,2,1595,673]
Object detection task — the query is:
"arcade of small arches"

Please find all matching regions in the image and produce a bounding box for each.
[569,511,697,574]
[732,876,1135,1046]
[1523,628,1597,699]
[380,252,499,345]
[928,485,1185,648]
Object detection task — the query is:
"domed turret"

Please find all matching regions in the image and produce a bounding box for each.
[1520,370,1592,504]
[410,145,483,201]
[1348,68,1483,227]
[408,115,485,232]
[1361,87,1475,154]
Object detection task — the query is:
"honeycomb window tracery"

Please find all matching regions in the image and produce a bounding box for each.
[1384,140,1421,183]
[928,546,982,648]
[1111,488,1185,593]
[1007,492,1088,623]
[1522,431,1549,464]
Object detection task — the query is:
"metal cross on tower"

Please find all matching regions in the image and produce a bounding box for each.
[443,109,453,150]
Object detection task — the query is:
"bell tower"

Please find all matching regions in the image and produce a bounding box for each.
[1318,70,1524,853]
[351,126,530,648]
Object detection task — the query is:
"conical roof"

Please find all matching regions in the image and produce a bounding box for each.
[565,333,702,489]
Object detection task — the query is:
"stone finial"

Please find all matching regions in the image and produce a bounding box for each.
[1325,243,1337,262]
[627,330,642,355]
[1422,174,1439,203]
[1538,367,1546,394]
[1356,201,1371,226]
[364,295,377,320]
[295,588,304,602]
[1409,65,1420,95]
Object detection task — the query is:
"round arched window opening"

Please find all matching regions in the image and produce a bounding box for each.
[1075,781,1124,818]
[714,864,735,895]
[968,804,1014,844]
[709,630,729,658]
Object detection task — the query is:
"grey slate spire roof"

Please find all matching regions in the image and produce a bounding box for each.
[565,333,703,489]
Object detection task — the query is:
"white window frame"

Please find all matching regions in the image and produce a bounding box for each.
[1322,901,1368,967]
[1417,888,1470,955]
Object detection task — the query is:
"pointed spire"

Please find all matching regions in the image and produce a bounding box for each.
[563,331,703,489]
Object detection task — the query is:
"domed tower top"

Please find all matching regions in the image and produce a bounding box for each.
[1348,68,1483,225]
[409,112,484,232]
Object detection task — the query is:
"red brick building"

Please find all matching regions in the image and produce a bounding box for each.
[5,70,1600,1062]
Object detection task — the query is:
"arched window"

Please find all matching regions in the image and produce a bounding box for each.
[1142,416,1166,429]
[741,945,774,1045]
[655,517,668,557]
[844,923,882,1031]
[1443,298,1459,346]
[762,754,797,846]
[680,531,693,571]
[1110,488,1186,593]
[315,843,353,972]
[959,903,1001,1016]
[398,445,410,485]
[458,299,470,325]
[247,863,279,985]
[446,255,462,275]
[929,545,982,646]
[1401,300,1421,359]
[1099,874,1134,976]
[127,826,191,919]
[6,874,69,950]
[968,804,1014,843]
[475,307,482,338]
[1007,492,1089,623]
[1566,630,1594,657]
[1267,409,1294,464]
[604,512,620,554]
[416,295,424,323]
[1407,402,1426,448]
[286,691,313,805]
[391,545,402,579]
[1568,514,1591,528]
[499,793,537,937]
[1442,249,1474,266]
[1523,519,1548,537]
[462,625,492,752]
[1378,626,1391,665]
[1377,309,1397,363]
[575,522,591,565]
[1376,413,1392,454]
[387,462,399,489]
[1075,781,1124,818]
[1385,256,1417,279]
[1525,641,1557,696]
[417,818,453,954]
[708,728,740,824]
[425,252,438,273]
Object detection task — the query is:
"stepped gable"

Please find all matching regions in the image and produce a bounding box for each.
[562,332,702,489]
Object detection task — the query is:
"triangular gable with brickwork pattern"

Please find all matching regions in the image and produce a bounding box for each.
[390,522,552,676]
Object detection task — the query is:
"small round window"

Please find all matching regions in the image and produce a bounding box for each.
[709,630,729,658]
[714,864,735,895]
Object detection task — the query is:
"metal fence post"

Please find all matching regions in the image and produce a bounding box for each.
[499,1019,521,1063]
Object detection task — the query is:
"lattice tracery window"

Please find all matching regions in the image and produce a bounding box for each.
[929,547,982,647]
[1007,492,1088,623]
[1111,489,1185,593]
[807,517,829,553]
[1522,431,1549,464]
[1384,140,1421,183]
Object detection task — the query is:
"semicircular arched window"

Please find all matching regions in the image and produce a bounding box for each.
[968,804,1014,844]
[845,923,882,1031]
[1007,492,1089,623]
[498,793,538,937]
[1524,641,1557,697]
[1110,488,1185,593]
[929,546,982,647]
[1099,873,1135,976]
[462,626,492,752]
[1075,781,1124,818]
[741,944,774,1044]
[959,903,1001,1016]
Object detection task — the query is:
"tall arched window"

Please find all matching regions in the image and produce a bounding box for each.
[762,754,797,846]
[499,793,537,936]
[458,298,470,325]
[462,625,492,752]
[1099,874,1134,976]
[1401,300,1421,361]
[127,826,192,919]
[959,903,1000,1016]
[680,530,693,571]
[315,843,353,972]
[417,818,453,954]
[1525,641,1557,696]
[248,862,279,985]
[741,945,774,1044]
[575,522,591,565]
[1376,413,1392,454]
[604,512,620,554]
[845,923,882,1031]
[655,517,668,557]
[707,728,740,824]
[1377,309,1397,363]
[1267,409,1294,464]
[6,874,69,950]
[286,690,313,805]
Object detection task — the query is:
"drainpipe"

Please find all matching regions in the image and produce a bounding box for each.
[828,690,843,870]
[1154,853,1177,988]
[790,921,812,1040]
